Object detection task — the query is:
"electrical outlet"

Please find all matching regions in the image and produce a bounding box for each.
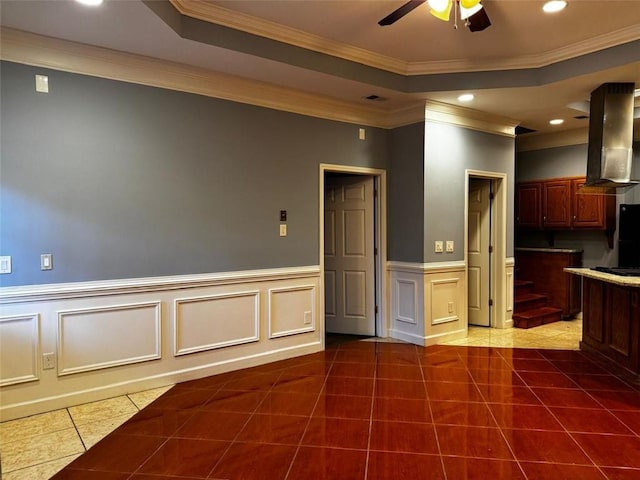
[446,241,454,253]
[434,241,444,253]
[43,353,55,370]
[303,311,312,325]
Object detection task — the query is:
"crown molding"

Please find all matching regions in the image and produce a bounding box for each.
[0,28,394,128]
[0,28,521,135]
[516,128,588,151]
[172,0,640,76]
[517,120,640,152]
[425,100,518,137]
[171,0,408,74]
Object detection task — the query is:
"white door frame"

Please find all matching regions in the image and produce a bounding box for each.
[319,164,388,343]
[465,169,509,329]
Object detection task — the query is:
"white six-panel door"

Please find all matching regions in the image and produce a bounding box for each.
[468,178,492,327]
[324,175,375,335]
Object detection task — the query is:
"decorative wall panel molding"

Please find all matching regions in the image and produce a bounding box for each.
[268,285,316,338]
[430,278,461,325]
[174,291,260,356]
[0,266,321,421]
[0,314,40,386]
[57,302,161,376]
[395,279,418,325]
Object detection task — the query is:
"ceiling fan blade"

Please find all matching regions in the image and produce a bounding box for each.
[467,7,491,32]
[378,0,426,26]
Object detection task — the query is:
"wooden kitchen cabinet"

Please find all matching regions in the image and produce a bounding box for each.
[571,178,615,229]
[515,182,541,229]
[515,177,616,243]
[542,180,571,228]
[581,276,640,376]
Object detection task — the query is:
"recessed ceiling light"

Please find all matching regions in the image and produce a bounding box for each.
[75,0,103,6]
[543,1,567,13]
[549,118,564,125]
[457,93,474,102]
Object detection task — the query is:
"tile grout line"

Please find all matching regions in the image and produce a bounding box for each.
[419,348,449,480]
[504,350,612,478]
[283,346,338,480]
[361,343,380,480]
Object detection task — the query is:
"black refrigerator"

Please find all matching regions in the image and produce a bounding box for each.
[618,204,640,267]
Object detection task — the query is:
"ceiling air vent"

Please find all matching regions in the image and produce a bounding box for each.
[363,94,387,102]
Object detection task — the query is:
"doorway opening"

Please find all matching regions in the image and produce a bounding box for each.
[320,164,387,345]
[465,170,508,329]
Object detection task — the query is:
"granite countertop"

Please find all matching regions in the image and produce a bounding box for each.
[565,268,640,287]
[516,247,584,254]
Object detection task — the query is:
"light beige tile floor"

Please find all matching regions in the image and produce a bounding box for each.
[0,385,172,480]
[0,320,582,480]
[441,317,582,350]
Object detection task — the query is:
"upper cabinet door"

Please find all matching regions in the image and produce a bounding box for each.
[542,180,571,228]
[516,182,541,228]
[571,178,605,228]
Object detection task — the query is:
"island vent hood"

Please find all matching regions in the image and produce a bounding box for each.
[585,82,638,190]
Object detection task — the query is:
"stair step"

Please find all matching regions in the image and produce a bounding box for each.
[514,293,548,313]
[514,280,534,294]
[513,306,563,329]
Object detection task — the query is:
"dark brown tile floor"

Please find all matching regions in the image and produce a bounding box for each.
[51,339,640,479]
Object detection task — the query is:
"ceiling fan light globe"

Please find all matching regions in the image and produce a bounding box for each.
[429,0,452,20]
[460,0,480,9]
[460,3,483,20]
[427,0,450,13]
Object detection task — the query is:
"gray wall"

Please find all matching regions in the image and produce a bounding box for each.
[0,61,389,286]
[424,121,516,263]
[387,123,425,263]
[515,142,640,267]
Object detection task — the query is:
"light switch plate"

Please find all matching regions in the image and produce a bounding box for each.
[41,254,53,270]
[435,241,444,253]
[279,224,287,237]
[35,74,49,93]
[446,240,454,253]
[0,256,11,274]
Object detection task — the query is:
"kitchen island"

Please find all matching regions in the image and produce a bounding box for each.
[565,268,640,380]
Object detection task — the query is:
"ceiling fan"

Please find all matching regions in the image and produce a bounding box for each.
[379,0,491,32]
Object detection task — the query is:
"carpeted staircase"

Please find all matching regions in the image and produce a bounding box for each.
[512,279,563,329]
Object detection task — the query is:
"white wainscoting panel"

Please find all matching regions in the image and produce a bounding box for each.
[430,278,460,325]
[388,262,466,346]
[388,263,425,345]
[504,258,515,328]
[0,314,40,386]
[0,266,322,421]
[395,279,418,325]
[268,285,316,338]
[57,302,161,376]
[174,291,260,356]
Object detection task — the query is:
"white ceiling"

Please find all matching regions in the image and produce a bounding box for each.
[1,0,639,135]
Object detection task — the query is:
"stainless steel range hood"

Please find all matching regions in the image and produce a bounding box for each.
[585,82,638,190]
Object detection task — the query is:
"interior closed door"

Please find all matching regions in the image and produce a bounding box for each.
[468,178,491,327]
[324,174,375,335]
